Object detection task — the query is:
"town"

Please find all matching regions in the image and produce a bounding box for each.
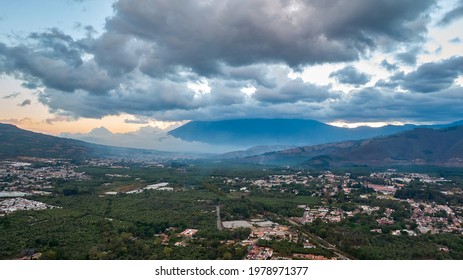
[0,159,89,198]
[1,158,463,259]
[219,169,463,236]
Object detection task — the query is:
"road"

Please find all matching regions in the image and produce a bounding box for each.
[287,217,353,260]
[216,205,223,230]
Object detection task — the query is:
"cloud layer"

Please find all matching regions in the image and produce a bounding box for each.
[61,126,239,153]
[1,0,462,124]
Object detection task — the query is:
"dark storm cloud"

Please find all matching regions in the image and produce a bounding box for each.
[0,31,116,94]
[91,32,144,77]
[380,59,399,71]
[17,99,31,107]
[36,77,246,119]
[375,72,405,89]
[329,66,370,85]
[401,56,463,92]
[328,87,463,123]
[139,85,463,124]
[254,78,338,104]
[395,46,422,65]
[104,0,435,76]
[438,0,463,26]
[450,37,461,43]
[3,92,21,99]
[221,65,279,88]
[377,57,463,93]
[28,28,84,67]
[3,0,457,124]
[144,101,328,122]
[20,80,41,90]
[124,118,150,124]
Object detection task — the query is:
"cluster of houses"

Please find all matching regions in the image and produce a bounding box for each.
[407,199,462,234]
[295,206,343,224]
[0,198,58,215]
[251,174,311,188]
[295,198,463,236]
[370,171,450,185]
[222,169,463,237]
[223,169,453,198]
[245,246,273,260]
[221,218,333,260]
[0,160,88,197]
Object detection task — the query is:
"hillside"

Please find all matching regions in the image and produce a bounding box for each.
[217,145,296,159]
[0,123,172,160]
[168,118,416,147]
[0,123,96,159]
[242,126,463,167]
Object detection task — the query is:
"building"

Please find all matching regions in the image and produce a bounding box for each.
[222,220,253,229]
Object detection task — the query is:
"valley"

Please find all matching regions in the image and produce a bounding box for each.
[1,157,463,260]
[2,122,463,260]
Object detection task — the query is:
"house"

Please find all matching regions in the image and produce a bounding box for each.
[180,229,198,238]
[222,220,253,229]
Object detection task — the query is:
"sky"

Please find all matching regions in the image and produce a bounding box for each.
[0,0,463,151]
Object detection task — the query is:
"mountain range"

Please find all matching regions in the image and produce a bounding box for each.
[2,120,463,167]
[169,118,463,148]
[240,126,463,167]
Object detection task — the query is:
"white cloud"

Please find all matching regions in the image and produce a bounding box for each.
[61,125,243,153]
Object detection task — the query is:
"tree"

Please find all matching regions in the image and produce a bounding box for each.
[162,247,173,258]
[222,252,232,260]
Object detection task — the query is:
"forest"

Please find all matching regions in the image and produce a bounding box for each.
[1,162,463,259]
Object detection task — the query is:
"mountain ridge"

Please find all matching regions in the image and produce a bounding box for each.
[240,125,463,167]
[0,123,174,160]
